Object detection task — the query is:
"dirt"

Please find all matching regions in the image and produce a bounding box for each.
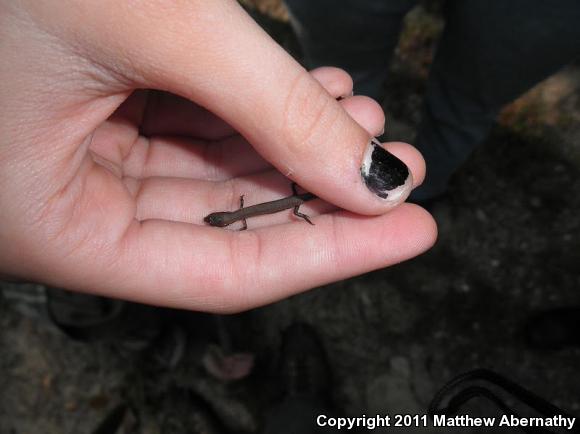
[2,3,580,434]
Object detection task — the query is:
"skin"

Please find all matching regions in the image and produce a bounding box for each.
[0,0,437,313]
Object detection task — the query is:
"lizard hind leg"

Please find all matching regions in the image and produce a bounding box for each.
[293,205,314,225]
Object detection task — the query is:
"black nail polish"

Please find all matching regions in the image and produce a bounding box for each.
[361,138,412,201]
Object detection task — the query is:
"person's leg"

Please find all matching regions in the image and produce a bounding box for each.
[412,0,580,201]
[285,0,418,99]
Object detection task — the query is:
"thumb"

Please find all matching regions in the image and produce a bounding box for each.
[47,0,415,213]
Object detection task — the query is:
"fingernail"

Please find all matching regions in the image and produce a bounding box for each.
[360,138,412,201]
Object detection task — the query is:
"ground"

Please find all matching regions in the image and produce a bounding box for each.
[2,3,580,434]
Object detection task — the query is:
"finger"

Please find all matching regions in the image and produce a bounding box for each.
[309,67,354,99]
[339,96,385,137]
[55,1,416,214]
[105,204,437,312]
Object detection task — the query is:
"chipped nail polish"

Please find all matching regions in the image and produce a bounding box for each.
[360,138,412,201]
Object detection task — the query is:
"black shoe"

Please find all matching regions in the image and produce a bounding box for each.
[89,393,228,434]
[429,369,579,434]
[263,323,335,434]
[161,391,227,434]
[278,323,331,400]
[46,287,162,349]
[524,307,580,350]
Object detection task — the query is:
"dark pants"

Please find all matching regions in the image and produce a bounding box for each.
[285,0,580,200]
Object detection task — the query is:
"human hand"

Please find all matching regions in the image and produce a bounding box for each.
[0,0,436,312]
